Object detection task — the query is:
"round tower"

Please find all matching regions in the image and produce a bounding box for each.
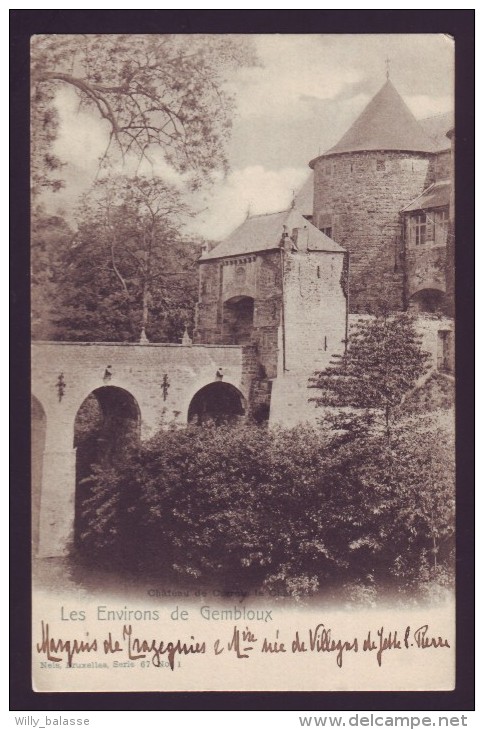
[310,79,438,314]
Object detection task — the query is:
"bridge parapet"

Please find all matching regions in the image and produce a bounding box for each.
[31,341,246,558]
[31,341,246,439]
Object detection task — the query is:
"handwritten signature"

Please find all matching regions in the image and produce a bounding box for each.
[36,621,450,670]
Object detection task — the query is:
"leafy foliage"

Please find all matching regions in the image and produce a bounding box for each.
[311,314,432,437]
[30,78,65,196]
[77,420,454,599]
[31,206,74,340]
[31,34,257,194]
[330,414,454,593]
[31,177,201,342]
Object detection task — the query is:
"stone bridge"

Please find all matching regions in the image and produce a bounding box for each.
[31,341,248,558]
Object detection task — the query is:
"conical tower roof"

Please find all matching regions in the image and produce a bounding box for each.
[309,80,436,166]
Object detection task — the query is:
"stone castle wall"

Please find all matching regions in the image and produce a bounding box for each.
[405,242,447,301]
[312,150,433,313]
[425,149,452,185]
[195,252,283,379]
[32,342,247,441]
[282,250,346,375]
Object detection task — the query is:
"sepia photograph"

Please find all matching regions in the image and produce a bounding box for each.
[27,28,460,694]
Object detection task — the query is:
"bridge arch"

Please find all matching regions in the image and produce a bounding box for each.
[73,385,141,548]
[32,342,247,556]
[188,381,246,425]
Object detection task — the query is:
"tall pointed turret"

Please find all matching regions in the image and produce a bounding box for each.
[310,79,443,314]
[311,80,436,165]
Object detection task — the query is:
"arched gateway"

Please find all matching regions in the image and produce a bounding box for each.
[222,295,255,345]
[409,288,446,314]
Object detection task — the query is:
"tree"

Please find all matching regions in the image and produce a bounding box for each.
[77,423,362,592]
[311,314,454,592]
[31,34,256,194]
[76,418,454,597]
[31,205,74,340]
[311,313,432,439]
[50,175,200,342]
[387,416,455,580]
[333,413,455,591]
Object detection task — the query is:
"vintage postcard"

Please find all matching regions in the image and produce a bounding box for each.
[30,32,456,693]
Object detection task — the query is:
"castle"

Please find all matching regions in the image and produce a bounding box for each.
[31,77,455,557]
[192,78,455,425]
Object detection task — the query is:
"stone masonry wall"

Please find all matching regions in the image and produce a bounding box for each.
[405,242,447,300]
[425,149,452,186]
[32,342,246,445]
[269,248,347,426]
[312,150,433,313]
[283,249,347,374]
[195,252,283,379]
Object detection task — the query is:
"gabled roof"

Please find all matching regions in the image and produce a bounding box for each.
[309,80,437,166]
[200,208,344,261]
[401,180,450,213]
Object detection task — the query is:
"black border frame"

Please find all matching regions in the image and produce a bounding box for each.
[10,9,475,712]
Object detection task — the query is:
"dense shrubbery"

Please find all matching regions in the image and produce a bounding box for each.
[77,418,454,598]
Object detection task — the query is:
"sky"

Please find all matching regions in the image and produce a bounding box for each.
[45,33,454,241]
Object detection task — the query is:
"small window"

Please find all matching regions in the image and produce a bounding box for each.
[376,159,386,171]
[350,162,354,173]
[325,164,332,176]
[320,226,332,238]
[408,214,426,246]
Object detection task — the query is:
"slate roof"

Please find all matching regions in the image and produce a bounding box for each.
[401,180,451,213]
[200,208,344,261]
[419,111,454,152]
[309,80,437,166]
[293,173,314,218]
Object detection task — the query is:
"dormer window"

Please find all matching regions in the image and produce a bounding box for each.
[376,159,386,171]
